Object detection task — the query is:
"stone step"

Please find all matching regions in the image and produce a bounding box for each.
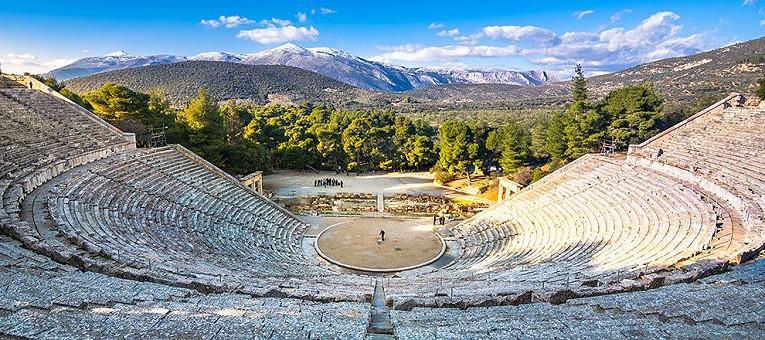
[367,277,395,336]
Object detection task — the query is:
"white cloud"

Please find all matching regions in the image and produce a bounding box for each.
[482,25,557,43]
[200,15,255,28]
[0,53,74,75]
[454,33,483,46]
[760,19,765,26]
[428,22,445,29]
[371,11,707,75]
[237,26,319,44]
[369,44,522,63]
[743,0,756,5]
[319,7,336,15]
[527,11,706,73]
[573,10,595,20]
[296,12,307,23]
[437,28,461,37]
[236,16,318,44]
[260,18,292,27]
[610,9,632,23]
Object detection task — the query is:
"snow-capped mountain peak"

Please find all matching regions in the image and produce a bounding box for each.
[103,51,131,57]
[271,43,309,53]
[190,51,247,63]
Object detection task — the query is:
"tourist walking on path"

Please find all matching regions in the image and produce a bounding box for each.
[379,229,386,242]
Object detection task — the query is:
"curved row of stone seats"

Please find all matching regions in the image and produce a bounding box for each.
[454,155,715,279]
[0,85,133,221]
[44,146,370,300]
[628,93,765,260]
[0,235,369,339]
[390,259,765,339]
[384,154,720,303]
[0,234,193,312]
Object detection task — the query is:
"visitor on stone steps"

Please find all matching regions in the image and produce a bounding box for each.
[440,216,445,225]
[433,215,437,225]
[379,229,385,242]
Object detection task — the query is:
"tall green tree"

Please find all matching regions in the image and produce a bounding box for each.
[601,84,664,146]
[530,116,550,161]
[176,89,226,164]
[342,117,374,172]
[486,122,531,173]
[437,121,479,183]
[545,111,569,162]
[572,64,588,103]
[82,83,149,122]
[564,64,607,158]
[404,135,437,171]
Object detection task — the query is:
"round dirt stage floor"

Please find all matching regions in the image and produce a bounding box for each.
[315,218,446,272]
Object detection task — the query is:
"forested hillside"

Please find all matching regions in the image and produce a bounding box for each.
[63,61,372,107]
[45,59,753,189]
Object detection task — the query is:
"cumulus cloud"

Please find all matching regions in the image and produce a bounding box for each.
[238,26,319,44]
[527,11,706,73]
[296,12,307,23]
[235,16,319,44]
[319,7,336,15]
[428,22,445,29]
[610,9,632,23]
[369,44,522,63]
[482,25,557,43]
[0,53,74,74]
[200,15,255,28]
[574,10,595,20]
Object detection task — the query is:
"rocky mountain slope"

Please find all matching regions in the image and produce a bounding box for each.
[395,37,765,109]
[47,51,186,80]
[49,44,556,91]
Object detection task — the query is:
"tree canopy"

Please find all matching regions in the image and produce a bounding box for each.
[49,65,701,186]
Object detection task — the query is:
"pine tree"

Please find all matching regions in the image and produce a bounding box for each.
[497,122,531,173]
[177,89,226,164]
[602,84,664,146]
[545,111,569,162]
[572,64,588,103]
[564,64,606,158]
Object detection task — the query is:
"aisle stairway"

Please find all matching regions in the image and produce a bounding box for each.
[367,277,395,338]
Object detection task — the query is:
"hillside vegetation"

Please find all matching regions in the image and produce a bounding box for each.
[64,61,370,107]
[389,37,765,112]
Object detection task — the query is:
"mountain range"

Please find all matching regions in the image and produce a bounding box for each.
[48,44,557,92]
[62,36,765,117]
[393,36,765,110]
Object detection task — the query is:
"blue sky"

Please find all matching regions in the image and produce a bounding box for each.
[1,0,764,76]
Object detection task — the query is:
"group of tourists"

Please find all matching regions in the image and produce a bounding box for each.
[433,214,446,225]
[314,177,343,188]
